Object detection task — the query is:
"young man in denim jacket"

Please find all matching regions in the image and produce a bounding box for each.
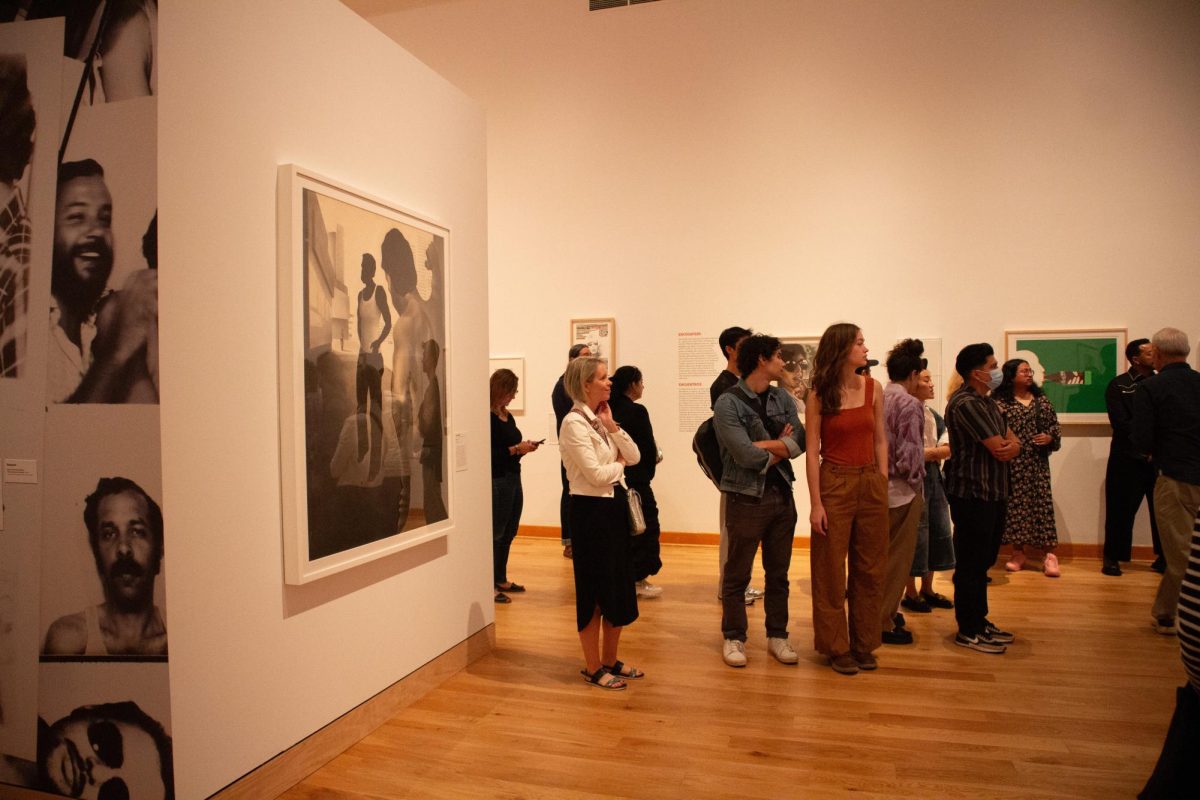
[713,334,806,668]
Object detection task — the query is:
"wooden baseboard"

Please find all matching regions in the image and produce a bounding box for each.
[518,525,1158,561]
[208,624,494,800]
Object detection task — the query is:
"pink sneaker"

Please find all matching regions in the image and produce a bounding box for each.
[1005,549,1027,572]
[1043,552,1060,578]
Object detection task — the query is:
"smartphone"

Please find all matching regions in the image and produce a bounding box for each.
[533,439,546,445]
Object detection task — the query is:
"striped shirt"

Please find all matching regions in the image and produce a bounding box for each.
[943,384,1009,501]
[1180,511,1200,692]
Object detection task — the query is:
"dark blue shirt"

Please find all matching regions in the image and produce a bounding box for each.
[1133,362,1200,485]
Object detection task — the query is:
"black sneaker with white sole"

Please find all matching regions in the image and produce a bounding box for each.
[955,632,1007,654]
[982,621,1014,644]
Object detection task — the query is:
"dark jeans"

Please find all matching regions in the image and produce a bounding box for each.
[559,465,571,545]
[948,495,1005,637]
[1139,685,1200,799]
[492,473,522,585]
[1104,452,1161,562]
[628,482,661,581]
[720,485,796,642]
[355,354,385,478]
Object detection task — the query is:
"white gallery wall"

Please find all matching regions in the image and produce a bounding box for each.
[159,1,488,797]
[359,0,1200,549]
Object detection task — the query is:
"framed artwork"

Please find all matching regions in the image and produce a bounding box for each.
[778,336,820,408]
[1005,328,1126,424]
[278,165,451,585]
[570,318,616,366]
[489,357,525,413]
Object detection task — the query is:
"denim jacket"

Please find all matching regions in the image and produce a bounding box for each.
[713,380,805,497]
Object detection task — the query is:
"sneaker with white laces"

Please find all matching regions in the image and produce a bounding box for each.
[982,621,1014,643]
[636,580,663,598]
[745,587,765,599]
[954,632,1007,654]
[723,639,747,667]
[768,637,798,664]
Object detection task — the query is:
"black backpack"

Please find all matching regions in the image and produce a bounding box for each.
[693,386,782,490]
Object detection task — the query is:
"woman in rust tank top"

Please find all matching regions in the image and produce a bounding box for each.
[804,323,890,676]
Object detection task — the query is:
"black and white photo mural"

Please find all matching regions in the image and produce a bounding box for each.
[0,4,172,798]
[278,166,451,584]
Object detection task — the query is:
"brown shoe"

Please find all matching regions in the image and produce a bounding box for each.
[830,654,859,675]
[852,651,878,671]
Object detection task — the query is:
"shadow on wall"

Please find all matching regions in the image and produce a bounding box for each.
[1052,432,1110,546]
[282,534,449,618]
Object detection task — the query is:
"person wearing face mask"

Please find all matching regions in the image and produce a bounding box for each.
[943,343,1020,654]
[994,359,1063,576]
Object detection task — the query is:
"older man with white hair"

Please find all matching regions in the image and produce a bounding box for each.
[1133,327,1200,635]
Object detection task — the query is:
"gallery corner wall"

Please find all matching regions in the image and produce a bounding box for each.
[364,0,1200,550]
[158,1,488,797]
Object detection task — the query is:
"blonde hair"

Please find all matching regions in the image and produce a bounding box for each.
[564,356,605,405]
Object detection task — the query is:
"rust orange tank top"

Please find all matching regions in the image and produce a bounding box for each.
[820,378,876,466]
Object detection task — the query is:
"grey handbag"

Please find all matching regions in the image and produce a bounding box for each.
[626,485,646,535]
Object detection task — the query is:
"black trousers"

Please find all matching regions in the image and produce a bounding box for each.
[1139,685,1200,799]
[559,465,571,544]
[948,495,1005,637]
[1104,452,1162,562]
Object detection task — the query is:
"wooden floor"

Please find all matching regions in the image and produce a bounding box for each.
[281,538,1182,799]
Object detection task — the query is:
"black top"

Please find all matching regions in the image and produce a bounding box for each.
[490,411,524,478]
[1106,369,1149,458]
[1133,362,1200,485]
[609,393,656,486]
[943,385,1009,501]
[709,369,739,409]
[552,374,573,431]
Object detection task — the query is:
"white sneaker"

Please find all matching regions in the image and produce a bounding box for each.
[722,639,747,667]
[768,637,798,664]
[745,587,764,599]
[636,580,663,598]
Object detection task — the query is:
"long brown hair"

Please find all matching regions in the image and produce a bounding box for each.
[812,322,859,416]
[489,369,518,409]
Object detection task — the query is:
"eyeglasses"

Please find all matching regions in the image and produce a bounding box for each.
[88,721,130,800]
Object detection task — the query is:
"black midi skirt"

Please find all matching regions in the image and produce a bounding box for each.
[569,489,639,631]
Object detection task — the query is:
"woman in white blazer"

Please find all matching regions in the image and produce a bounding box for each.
[560,356,642,690]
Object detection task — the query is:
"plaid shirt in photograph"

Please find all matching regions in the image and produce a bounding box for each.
[943,384,1010,501]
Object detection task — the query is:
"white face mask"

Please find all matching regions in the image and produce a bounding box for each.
[982,367,1003,391]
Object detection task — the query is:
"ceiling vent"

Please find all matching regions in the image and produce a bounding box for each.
[590,0,662,10]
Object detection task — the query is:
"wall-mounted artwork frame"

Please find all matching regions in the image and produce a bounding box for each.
[570,318,616,367]
[489,357,525,413]
[1005,328,1126,425]
[777,336,820,408]
[278,165,451,584]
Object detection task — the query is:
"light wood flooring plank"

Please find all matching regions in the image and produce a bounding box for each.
[280,538,1180,799]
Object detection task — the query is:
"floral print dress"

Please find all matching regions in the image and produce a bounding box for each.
[996,394,1061,548]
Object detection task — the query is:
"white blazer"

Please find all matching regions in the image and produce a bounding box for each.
[560,402,641,497]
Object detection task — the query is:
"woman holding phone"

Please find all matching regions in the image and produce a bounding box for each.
[560,356,642,690]
[490,369,540,603]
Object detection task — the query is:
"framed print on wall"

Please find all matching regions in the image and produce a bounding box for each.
[488,357,525,413]
[570,318,616,367]
[278,165,451,585]
[1005,328,1126,425]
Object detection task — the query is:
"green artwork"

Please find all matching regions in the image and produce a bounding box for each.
[1011,337,1118,415]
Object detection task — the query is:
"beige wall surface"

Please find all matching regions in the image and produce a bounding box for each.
[356,0,1200,548]
[159,1,488,797]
